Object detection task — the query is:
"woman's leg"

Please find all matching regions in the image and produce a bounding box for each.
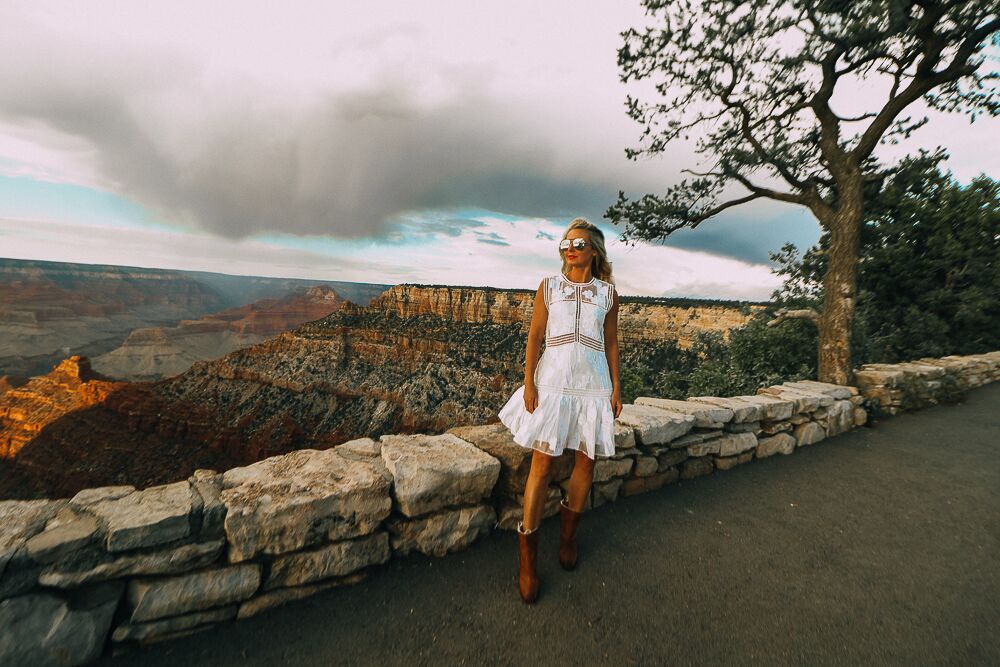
[564,449,596,512]
[521,449,554,530]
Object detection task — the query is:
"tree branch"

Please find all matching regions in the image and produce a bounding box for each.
[851,16,1000,161]
[767,307,821,327]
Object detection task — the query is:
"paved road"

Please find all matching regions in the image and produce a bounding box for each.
[100,383,1000,666]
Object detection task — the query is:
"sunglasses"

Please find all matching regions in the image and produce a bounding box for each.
[559,238,592,252]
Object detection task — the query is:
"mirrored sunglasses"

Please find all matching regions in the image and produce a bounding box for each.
[559,238,592,252]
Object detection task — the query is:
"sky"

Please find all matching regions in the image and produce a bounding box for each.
[0,1,996,300]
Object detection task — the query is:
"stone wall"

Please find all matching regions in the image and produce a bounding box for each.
[2,350,998,666]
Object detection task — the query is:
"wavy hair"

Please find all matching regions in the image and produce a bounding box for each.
[559,217,614,284]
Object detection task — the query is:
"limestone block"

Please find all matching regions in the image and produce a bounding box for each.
[594,457,633,482]
[39,540,224,588]
[336,437,382,458]
[633,456,658,477]
[266,531,390,589]
[0,499,67,583]
[668,431,709,448]
[853,367,905,389]
[0,581,122,667]
[680,457,713,479]
[610,445,639,460]
[446,424,573,496]
[725,421,761,434]
[112,605,237,644]
[387,505,495,557]
[634,397,734,427]
[221,448,392,562]
[756,433,796,458]
[621,467,679,496]
[736,394,794,421]
[88,480,193,553]
[757,433,797,459]
[793,421,826,446]
[614,421,636,450]
[188,470,226,541]
[760,421,792,435]
[853,407,867,426]
[687,396,763,422]
[590,478,624,509]
[717,433,758,457]
[777,385,836,408]
[785,380,856,399]
[821,400,855,437]
[687,440,721,457]
[789,414,810,424]
[758,387,826,412]
[70,486,134,507]
[380,433,501,517]
[616,404,696,446]
[24,508,99,564]
[127,563,261,623]
[657,449,689,471]
[237,572,367,619]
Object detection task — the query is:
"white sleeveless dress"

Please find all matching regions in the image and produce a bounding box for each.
[498,272,617,460]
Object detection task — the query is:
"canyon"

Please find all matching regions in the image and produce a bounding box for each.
[0,258,389,378]
[91,285,349,380]
[0,282,762,500]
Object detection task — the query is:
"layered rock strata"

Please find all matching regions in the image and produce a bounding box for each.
[92,285,349,381]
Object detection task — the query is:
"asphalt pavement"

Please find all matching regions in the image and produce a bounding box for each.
[99,382,1000,666]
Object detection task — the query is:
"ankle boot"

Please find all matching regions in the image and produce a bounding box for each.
[517,520,540,604]
[558,497,583,571]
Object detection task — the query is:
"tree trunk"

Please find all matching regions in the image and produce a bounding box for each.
[817,207,862,386]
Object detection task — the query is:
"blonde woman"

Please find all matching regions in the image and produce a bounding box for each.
[497,217,622,604]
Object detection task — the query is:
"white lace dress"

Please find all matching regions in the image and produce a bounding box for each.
[498,273,617,459]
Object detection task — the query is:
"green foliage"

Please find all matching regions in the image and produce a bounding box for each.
[773,155,1000,363]
[684,314,817,397]
[619,338,701,402]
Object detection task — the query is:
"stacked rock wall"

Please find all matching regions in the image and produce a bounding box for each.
[2,350,998,666]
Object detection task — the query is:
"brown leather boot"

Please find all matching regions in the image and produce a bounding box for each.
[558,497,584,571]
[517,520,540,604]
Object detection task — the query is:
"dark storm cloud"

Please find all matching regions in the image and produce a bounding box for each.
[0,8,818,267]
[0,37,626,245]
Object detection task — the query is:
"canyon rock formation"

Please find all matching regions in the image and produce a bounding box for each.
[0,258,390,378]
[92,285,349,380]
[0,283,760,500]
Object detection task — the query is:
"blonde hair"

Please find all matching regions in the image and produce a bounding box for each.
[559,217,614,284]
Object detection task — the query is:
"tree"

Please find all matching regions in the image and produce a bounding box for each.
[607,0,1000,384]
[772,153,1000,361]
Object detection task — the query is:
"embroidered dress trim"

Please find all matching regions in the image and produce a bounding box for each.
[536,382,612,398]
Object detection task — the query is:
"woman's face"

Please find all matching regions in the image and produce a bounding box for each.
[562,229,595,270]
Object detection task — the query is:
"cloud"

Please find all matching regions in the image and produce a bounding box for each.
[0,0,994,272]
[0,1,652,246]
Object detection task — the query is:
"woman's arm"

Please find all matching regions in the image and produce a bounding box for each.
[604,286,622,418]
[523,279,548,413]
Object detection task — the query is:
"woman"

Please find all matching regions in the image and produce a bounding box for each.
[497,217,622,604]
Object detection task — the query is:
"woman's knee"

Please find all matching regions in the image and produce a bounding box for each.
[529,450,555,477]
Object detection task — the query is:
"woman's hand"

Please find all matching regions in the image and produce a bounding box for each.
[523,383,539,413]
[611,388,622,419]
